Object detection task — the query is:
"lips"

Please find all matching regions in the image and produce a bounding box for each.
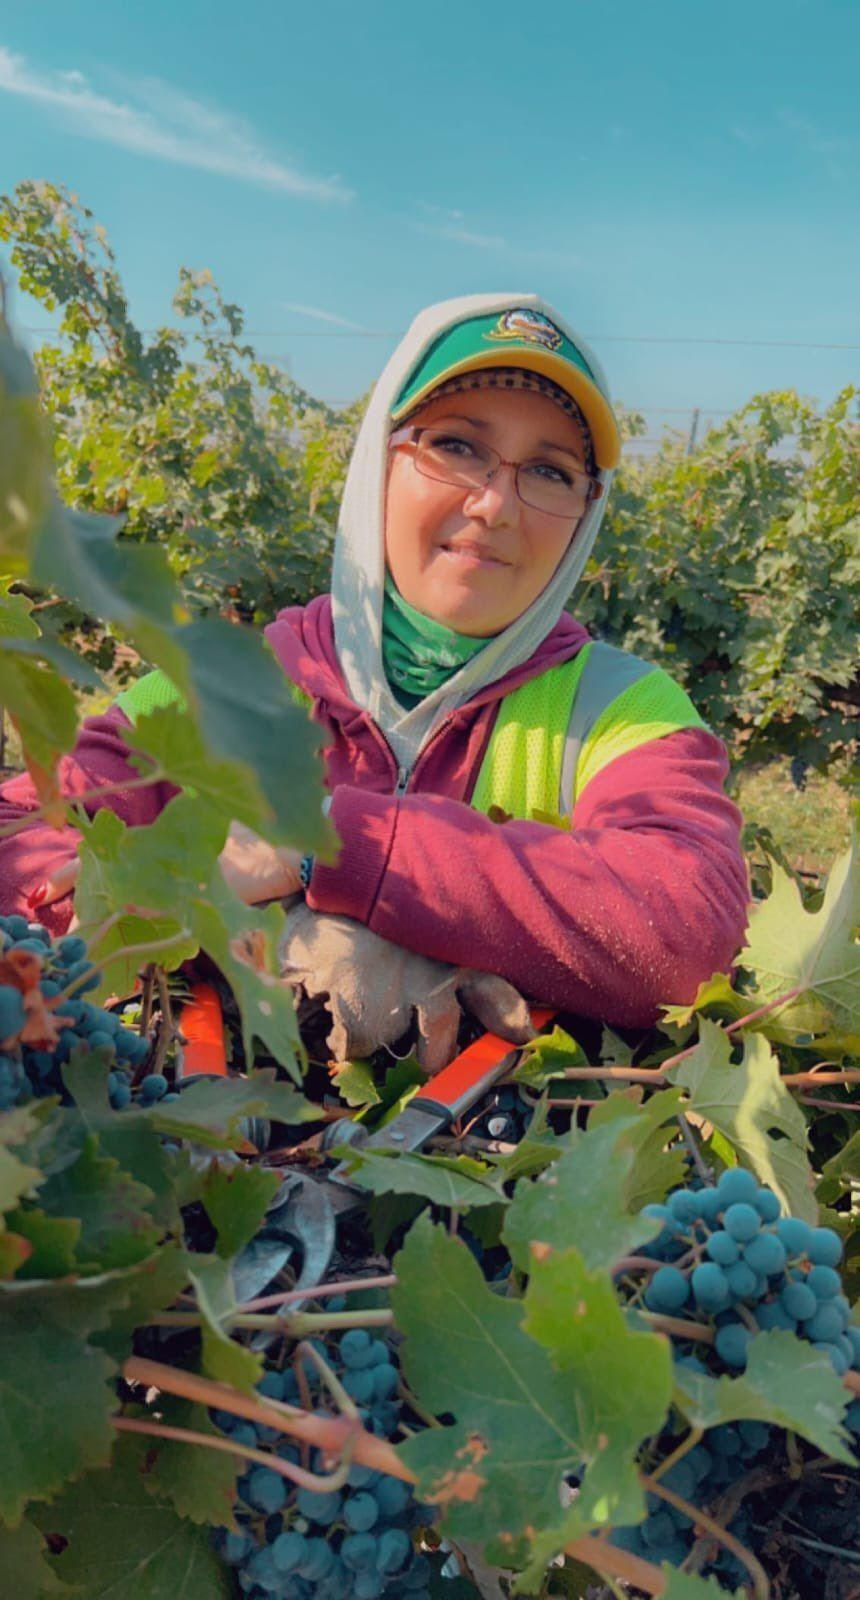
[440,542,509,566]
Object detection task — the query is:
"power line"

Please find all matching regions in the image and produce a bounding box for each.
[17,325,860,351]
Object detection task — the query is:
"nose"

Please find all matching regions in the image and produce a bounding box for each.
[461,462,521,526]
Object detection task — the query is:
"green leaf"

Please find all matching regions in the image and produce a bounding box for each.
[0,1110,44,1216]
[586,1089,688,1210]
[502,1107,666,1275]
[122,700,269,830]
[0,649,78,768]
[599,1026,637,1066]
[332,1058,381,1109]
[32,1133,160,1271]
[738,821,860,1040]
[0,316,51,569]
[92,1244,194,1363]
[485,1095,561,1184]
[513,1025,588,1089]
[5,1207,81,1278]
[392,1217,664,1566]
[0,1298,116,1525]
[673,1328,855,1464]
[31,1437,233,1598]
[335,1146,505,1212]
[817,1129,860,1205]
[61,1056,180,1229]
[659,971,753,1031]
[187,1256,263,1390]
[138,1398,240,1530]
[665,1019,815,1220]
[201,1160,281,1258]
[661,1571,745,1600]
[0,1518,66,1593]
[147,1069,313,1149]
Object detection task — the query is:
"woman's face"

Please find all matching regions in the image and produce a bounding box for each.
[384,384,593,637]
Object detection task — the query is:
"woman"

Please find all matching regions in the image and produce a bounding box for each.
[0,292,749,1046]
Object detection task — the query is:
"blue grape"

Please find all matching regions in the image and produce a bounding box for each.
[645,1266,689,1313]
[374,1477,410,1518]
[272,1531,306,1573]
[743,1233,787,1277]
[805,1303,845,1344]
[846,1399,860,1432]
[244,1466,287,1515]
[722,1203,761,1243]
[642,1510,676,1547]
[691,1262,730,1311]
[339,1329,376,1369]
[819,1341,849,1376]
[705,1230,740,1266]
[140,1072,169,1103]
[776,1216,814,1257]
[371,1363,399,1402]
[343,1368,376,1405]
[344,1491,379,1532]
[57,934,88,964]
[667,1188,700,1225]
[846,1327,860,1368]
[376,1527,412,1575]
[295,1487,342,1525]
[341,1533,378,1572]
[756,1299,796,1332]
[0,985,26,1039]
[725,1261,759,1300]
[716,1168,759,1206]
[807,1264,841,1301]
[753,1187,781,1223]
[715,1322,752,1368]
[220,1530,254,1565]
[297,1537,336,1580]
[781,1281,817,1322]
[808,1228,843,1267]
[353,1575,384,1600]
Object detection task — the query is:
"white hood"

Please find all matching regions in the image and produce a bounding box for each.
[331,291,616,770]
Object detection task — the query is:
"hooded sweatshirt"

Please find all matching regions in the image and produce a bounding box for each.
[0,294,750,1027]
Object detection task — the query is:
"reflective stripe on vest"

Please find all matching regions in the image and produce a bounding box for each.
[470,640,706,825]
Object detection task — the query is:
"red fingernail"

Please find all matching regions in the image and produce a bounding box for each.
[27,884,47,909]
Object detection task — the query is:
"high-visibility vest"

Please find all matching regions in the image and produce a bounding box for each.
[116,641,706,827]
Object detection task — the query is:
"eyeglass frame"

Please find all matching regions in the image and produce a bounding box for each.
[387,423,603,519]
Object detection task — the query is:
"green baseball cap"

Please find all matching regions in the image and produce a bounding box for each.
[390,307,621,470]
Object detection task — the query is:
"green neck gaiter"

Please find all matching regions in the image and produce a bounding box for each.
[382,573,490,708]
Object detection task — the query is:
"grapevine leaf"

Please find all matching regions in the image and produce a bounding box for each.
[673,1329,855,1464]
[0,1231,32,1278]
[0,317,51,569]
[6,1207,80,1277]
[0,1134,43,1216]
[0,1299,116,1525]
[147,1069,313,1149]
[30,1437,233,1598]
[200,1161,281,1258]
[187,1255,263,1390]
[661,1572,745,1599]
[32,1132,160,1271]
[660,971,752,1031]
[600,1026,637,1066]
[586,1088,688,1209]
[512,1244,673,1584]
[665,1020,815,1220]
[334,1146,505,1211]
[817,1129,860,1204]
[485,1097,561,1184]
[392,1217,648,1560]
[92,1244,195,1362]
[513,1024,588,1088]
[62,1056,180,1228]
[331,1058,381,1109]
[502,1108,664,1274]
[0,1518,66,1593]
[0,651,78,768]
[137,1398,240,1530]
[122,700,268,830]
[190,871,304,1079]
[738,822,860,1040]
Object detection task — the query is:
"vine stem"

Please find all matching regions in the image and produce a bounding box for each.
[0,765,167,840]
[563,1535,667,1596]
[644,1475,770,1599]
[112,1414,355,1492]
[122,1355,412,1480]
[239,1273,397,1314]
[146,1307,394,1334]
[649,1426,704,1483]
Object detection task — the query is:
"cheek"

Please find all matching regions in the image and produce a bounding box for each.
[385,467,461,567]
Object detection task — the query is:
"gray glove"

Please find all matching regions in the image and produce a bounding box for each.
[278,903,536,1076]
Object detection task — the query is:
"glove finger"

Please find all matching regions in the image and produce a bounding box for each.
[457,971,537,1044]
[415,988,462,1076]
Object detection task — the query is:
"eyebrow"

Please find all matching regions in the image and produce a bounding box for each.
[430,411,586,462]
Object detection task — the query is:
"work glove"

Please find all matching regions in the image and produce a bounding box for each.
[278,902,536,1076]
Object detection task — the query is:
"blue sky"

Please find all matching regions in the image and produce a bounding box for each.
[1,0,857,443]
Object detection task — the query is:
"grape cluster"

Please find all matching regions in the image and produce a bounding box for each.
[0,913,156,1110]
[469,1084,531,1145]
[609,1168,859,1582]
[638,1167,858,1379]
[212,1319,435,1598]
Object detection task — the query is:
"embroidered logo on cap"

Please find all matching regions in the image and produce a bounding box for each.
[485,308,563,351]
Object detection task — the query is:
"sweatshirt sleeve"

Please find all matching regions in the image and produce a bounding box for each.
[306,725,751,1028]
[0,706,179,935]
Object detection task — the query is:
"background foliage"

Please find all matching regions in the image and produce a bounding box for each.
[0,179,856,772]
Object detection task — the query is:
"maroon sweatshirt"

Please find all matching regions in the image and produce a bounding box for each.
[0,595,749,1027]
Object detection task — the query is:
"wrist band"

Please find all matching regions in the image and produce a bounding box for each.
[299,853,315,892]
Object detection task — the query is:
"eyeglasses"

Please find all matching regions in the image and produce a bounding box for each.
[388,424,602,519]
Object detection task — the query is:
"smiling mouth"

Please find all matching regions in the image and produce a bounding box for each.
[440,543,509,566]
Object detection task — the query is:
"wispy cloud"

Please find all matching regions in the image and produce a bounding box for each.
[412,213,580,270]
[415,220,508,250]
[0,46,352,202]
[279,301,370,331]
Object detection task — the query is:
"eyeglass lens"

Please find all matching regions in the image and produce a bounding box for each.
[415,428,591,517]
